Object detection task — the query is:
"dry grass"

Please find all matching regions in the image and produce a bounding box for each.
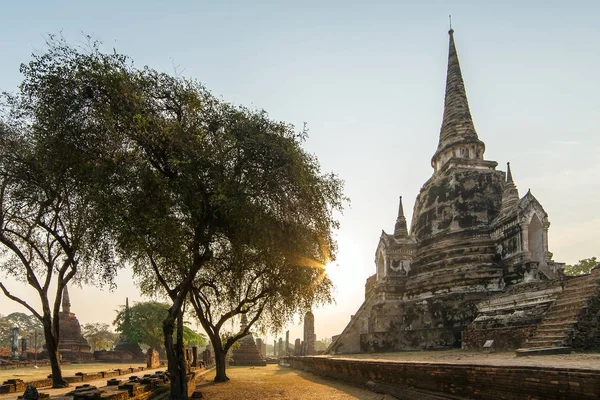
[0,362,147,383]
[195,364,388,400]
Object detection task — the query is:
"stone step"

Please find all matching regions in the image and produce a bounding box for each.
[524,339,565,348]
[515,347,571,357]
[535,326,574,335]
[557,286,597,297]
[559,289,597,299]
[548,302,589,314]
[565,279,599,290]
[541,310,582,321]
[535,320,578,329]
[552,296,591,305]
[527,334,566,341]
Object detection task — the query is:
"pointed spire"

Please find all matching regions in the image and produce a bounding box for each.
[124,297,131,328]
[431,29,486,171]
[397,195,405,218]
[499,162,519,217]
[394,196,408,238]
[62,286,71,314]
[506,162,513,183]
[240,314,248,331]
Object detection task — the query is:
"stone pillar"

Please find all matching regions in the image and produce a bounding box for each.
[273,340,277,356]
[278,338,283,357]
[542,220,551,263]
[192,346,198,367]
[146,348,160,368]
[12,327,19,360]
[294,338,301,355]
[521,223,529,254]
[262,342,267,359]
[303,311,315,355]
[21,338,27,360]
[285,330,289,355]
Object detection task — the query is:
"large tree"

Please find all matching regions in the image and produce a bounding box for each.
[187,116,344,381]
[0,37,120,387]
[2,37,344,398]
[81,323,118,351]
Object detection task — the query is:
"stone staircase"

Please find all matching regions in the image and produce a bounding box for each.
[519,271,600,352]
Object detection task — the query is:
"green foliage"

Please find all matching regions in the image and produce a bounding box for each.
[182,326,207,348]
[0,313,45,348]
[563,257,598,276]
[113,301,206,351]
[82,323,118,351]
[314,337,332,352]
[114,301,168,350]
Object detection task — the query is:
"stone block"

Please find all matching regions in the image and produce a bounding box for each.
[117,382,143,397]
[0,384,15,394]
[186,372,197,398]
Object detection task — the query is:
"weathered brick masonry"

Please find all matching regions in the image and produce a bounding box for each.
[285,356,600,400]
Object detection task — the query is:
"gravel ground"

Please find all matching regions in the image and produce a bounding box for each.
[194,364,391,400]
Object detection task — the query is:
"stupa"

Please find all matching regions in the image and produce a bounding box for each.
[112,298,145,361]
[328,28,581,354]
[230,315,266,366]
[58,286,93,360]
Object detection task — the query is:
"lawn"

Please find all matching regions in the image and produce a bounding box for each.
[0,362,147,383]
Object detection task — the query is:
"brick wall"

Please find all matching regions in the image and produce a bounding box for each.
[462,326,536,350]
[285,356,600,400]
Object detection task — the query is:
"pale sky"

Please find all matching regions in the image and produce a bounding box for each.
[1,1,599,346]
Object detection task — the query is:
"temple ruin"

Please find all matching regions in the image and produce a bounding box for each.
[57,286,93,360]
[230,315,266,366]
[330,29,600,354]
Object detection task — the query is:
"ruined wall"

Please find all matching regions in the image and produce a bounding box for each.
[93,350,135,362]
[462,280,562,350]
[361,292,488,351]
[285,356,600,400]
[330,297,373,354]
[570,270,600,349]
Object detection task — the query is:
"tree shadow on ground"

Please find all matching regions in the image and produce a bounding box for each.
[194,365,381,399]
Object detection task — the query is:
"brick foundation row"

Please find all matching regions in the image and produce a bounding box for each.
[0,366,148,394]
[284,356,600,400]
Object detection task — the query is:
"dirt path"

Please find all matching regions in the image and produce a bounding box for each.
[194,364,390,400]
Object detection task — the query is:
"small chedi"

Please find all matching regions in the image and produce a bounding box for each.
[94,298,145,362]
[230,315,266,366]
[330,29,600,354]
[112,298,145,360]
[56,286,93,360]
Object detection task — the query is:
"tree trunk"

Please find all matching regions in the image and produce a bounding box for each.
[43,324,67,388]
[213,342,229,382]
[164,308,188,400]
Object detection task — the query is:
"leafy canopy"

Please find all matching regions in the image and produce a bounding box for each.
[563,257,598,276]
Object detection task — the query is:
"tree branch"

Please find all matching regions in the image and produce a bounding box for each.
[0,282,43,320]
